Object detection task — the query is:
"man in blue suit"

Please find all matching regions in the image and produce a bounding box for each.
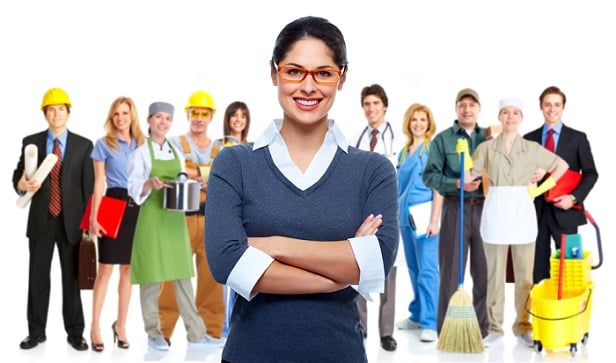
[524,85,598,283]
[13,88,94,351]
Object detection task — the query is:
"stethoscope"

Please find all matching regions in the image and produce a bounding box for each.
[355,121,395,157]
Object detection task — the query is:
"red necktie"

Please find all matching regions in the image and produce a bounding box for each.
[545,128,555,152]
[369,129,378,152]
[49,138,62,216]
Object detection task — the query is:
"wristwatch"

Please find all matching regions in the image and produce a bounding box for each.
[570,194,578,204]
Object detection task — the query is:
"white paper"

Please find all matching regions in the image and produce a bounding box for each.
[24,144,38,179]
[408,201,432,234]
[16,153,59,208]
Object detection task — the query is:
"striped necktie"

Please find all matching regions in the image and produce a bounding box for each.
[49,138,62,216]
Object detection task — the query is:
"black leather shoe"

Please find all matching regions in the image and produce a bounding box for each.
[67,335,89,351]
[20,335,46,349]
[380,335,397,351]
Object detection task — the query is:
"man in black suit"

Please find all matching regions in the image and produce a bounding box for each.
[524,86,598,284]
[12,87,94,351]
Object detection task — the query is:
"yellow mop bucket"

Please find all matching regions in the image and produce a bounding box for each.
[529,279,594,356]
[530,210,603,356]
[549,247,591,295]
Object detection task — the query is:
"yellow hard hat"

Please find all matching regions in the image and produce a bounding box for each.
[41,87,72,110]
[185,90,215,113]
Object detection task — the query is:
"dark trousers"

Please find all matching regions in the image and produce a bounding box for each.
[437,199,488,338]
[533,206,577,284]
[27,213,85,337]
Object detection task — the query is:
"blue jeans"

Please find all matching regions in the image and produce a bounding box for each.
[400,225,439,330]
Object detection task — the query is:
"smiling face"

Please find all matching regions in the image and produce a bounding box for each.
[540,93,565,127]
[498,105,523,133]
[44,104,70,135]
[148,111,172,140]
[187,107,213,136]
[271,37,345,128]
[112,102,132,134]
[410,110,429,139]
[456,96,481,130]
[362,95,387,128]
[228,108,248,135]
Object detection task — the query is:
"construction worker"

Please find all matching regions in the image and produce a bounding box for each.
[159,90,225,344]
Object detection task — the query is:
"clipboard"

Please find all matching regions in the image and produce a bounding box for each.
[408,201,432,234]
[80,195,127,239]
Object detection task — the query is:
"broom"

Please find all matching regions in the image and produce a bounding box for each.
[437,145,485,353]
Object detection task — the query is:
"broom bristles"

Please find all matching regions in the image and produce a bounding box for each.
[437,287,485,353]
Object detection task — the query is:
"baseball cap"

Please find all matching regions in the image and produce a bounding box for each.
[456,88,480,104]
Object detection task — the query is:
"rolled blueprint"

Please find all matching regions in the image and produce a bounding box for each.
[16,153,59,208]
[24,144,38,179]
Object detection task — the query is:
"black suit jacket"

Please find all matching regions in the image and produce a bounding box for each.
[13,130,94,245]
[524,124,598,228]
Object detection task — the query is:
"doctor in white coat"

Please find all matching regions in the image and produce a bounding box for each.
[348,83,404,351]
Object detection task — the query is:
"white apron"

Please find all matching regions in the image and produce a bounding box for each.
[480,186,537,245]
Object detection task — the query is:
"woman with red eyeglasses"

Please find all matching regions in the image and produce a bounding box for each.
[205,16,399,363]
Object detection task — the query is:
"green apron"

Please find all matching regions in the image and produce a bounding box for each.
[130,139,194,284]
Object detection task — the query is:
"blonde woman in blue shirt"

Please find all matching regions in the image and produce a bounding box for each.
[395,103,443,343]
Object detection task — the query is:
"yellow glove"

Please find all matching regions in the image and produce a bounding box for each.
[528,176,556,199]
[456,138,473,171]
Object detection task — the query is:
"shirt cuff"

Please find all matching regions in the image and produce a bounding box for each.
[349,235,385,300]
[226,246,274,301]
[133,188,150,205]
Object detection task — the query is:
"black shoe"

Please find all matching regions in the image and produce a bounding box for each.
[20,335,46,349]
[67,335,89,351]
[380,335,397,351]
[112,321,129,349]
[90,334,104,352]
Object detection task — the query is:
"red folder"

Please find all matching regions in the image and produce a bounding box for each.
[80,195,127,239]
[545,169,582,202]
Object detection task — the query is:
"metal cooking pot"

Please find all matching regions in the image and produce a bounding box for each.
[163,172,201,212]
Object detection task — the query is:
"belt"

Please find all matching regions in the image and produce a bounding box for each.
[185,202,206,216]
[444,195,484,205]
[106,187,136,207]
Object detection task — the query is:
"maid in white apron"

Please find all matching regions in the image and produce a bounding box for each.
[468,97,569,343]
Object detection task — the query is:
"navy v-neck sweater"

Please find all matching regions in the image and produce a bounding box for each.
[206,143,399,363]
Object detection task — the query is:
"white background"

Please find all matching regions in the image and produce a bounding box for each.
[1,1,612,362]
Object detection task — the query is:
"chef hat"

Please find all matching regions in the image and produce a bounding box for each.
[498,97,524,115]
[148,102,175,118]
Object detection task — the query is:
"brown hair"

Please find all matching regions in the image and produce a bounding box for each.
[539,86,567,106]
[360,84,388,107]
[222,101,251,144]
